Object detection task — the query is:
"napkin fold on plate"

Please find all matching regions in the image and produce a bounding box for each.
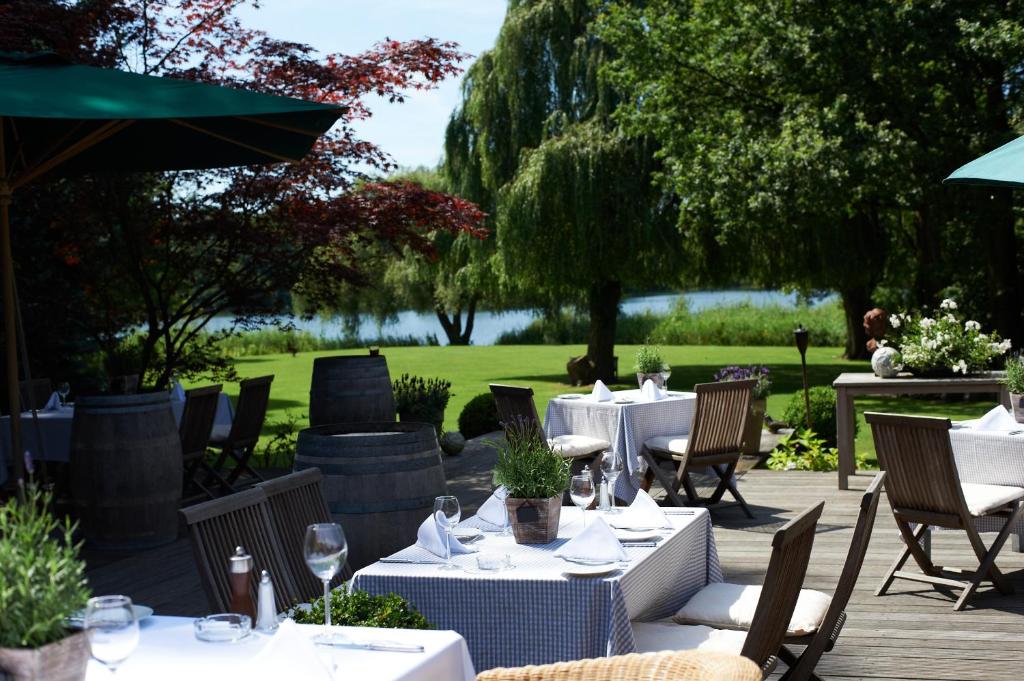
[415,511,479,558]
[608,489,671,530]
[592,379,614,402]
[246,619,333,681]
[41,392,62,411]
[970,405,1018,432]
[640,379,665,402]
[170,381,186,403]
[475,486,509,528]
[554,516,628,563]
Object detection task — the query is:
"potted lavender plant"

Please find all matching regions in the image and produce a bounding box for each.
[714,365,772,454]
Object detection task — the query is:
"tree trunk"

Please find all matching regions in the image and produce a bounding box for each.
[978,188,1022,344]
[587,279,621,384]
[839,286,872,360]
[435,295,479,345]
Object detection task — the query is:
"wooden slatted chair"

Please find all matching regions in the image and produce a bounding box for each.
[866,412,1024,611]
[18,378,52,411]
[475,650,762,681]
[179,487,301,613]
[209,375,274,492]
[641,380,756,517]
[256,468,353,602]
[632,501,824,679]
[179,384,225,505]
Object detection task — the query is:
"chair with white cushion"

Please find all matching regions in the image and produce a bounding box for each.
[489,384,610,462]
[642,380,756,518]
[632,501,824,679]
[866,412,1024,611]
[475,649,761,681]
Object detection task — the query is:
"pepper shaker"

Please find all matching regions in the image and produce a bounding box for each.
[228,545,256,620]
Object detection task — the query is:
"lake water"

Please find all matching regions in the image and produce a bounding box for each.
[207,289,835,346]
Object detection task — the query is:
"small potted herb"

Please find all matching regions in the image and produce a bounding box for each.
[634,345,669,389]
[714,365,772,454]
[492,421,570,544]
[392,374,453,438]
[292,584,431,629]
[1005,355,1024,424]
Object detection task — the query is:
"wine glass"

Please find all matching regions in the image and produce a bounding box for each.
[570,470,596,528]
[57,382,70,406]
[434,495,461,571]
[304,523,348,642]
[601,450,624,513]
[659,366,672,391]
[84,595,139,675]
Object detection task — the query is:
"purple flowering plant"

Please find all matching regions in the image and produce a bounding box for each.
[713,365,772,400]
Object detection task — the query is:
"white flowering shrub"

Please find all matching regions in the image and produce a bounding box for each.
[887,299,1011,375]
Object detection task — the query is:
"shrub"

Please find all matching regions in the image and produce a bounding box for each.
[255,410,304,469]
[458,392,501,438]
[392,374,452,436]
[714,365,772,400]
[650,300,846,347]
[492,422,570,499]
[767,428,869,472]
[292,583,431,629]
[782,386,853,446]
[1006,354,1024,394]
[634,345,667,373]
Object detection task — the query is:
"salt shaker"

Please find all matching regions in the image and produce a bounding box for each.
[598,476,611,511]
[228,546,256,620]
[255,570,278,633]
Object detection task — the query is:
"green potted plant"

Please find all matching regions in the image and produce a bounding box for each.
[0,486,91,681]
[492,421,570,544]
[291,583,431,629]
[714,365,772,454]
[634,345,669,389]
[1004,355,1024,424]
[392,374,453,438]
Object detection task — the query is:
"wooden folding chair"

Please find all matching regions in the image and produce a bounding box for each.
[179,487,301,613]
[179,384,224,505]
[209,375,273,492]
[18,377,52,411]
[866,412,1024,611]
[256,468,353,603]
[642,380,756,517]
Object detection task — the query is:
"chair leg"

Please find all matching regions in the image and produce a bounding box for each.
[955,507,1024,609]
[877,522,928,596]
[641,448,688,507]
[708,462,754,518]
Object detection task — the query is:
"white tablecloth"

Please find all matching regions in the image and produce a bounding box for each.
[950,425,1024,550]
[544,389,697,501]
[85,616,475,681]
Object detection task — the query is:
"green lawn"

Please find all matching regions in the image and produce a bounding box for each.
[203,344,1001,466]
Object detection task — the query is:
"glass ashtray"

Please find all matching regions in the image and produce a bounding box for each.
[194,613,252,643]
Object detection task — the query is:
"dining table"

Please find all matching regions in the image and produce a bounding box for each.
[543,388,697,502]
[351,505,721,672]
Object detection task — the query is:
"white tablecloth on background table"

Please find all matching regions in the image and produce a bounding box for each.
[352,507,721,672]
[544,389,697,501]
[85,616,476,681]
[950,425,1024,550]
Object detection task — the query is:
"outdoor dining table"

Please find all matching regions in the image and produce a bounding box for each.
[84,615,476,680]
[351,506,721,672]
[544,388,697,502]
[949,424,1024,552]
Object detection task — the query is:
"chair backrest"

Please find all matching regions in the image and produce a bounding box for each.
[179,384,222,458]
[256,468,353,600]
[741,500,824,673]
[179,487,299,613]
[489,384,544,439]
[109,374,139,395]
[228,375,274,447]
[687,380,756,459]
[18,378,52,411]
[865,412,968,520]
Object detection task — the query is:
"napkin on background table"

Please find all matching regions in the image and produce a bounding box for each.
[608,489,671,530]
[246,619,333,681]
[554,516,628,563]
[970,405,1018,432]
[170,381,186,402]
[416,511,479,558]
[41,392,61,411]
[475,486,509,528]
[592,380,614,402]
[640,379,665,402]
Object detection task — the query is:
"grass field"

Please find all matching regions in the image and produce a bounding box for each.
[202,344,1001,465]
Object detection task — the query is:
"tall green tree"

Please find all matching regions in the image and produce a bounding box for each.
[445,0,681,380]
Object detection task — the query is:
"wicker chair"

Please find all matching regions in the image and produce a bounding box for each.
[209,375,274,492]
[641,380,756,517]
[475,650,761,681]
[18,378,52,411]
[866,412,1024,610]
[179,384,224,505]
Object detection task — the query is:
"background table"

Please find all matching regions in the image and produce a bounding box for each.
[85,615,476,681]
[833,372,1009,490]
[352,507,720,671]
[950,427,1024,551]
[544,389,696,501]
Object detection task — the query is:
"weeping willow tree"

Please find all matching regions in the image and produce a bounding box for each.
[445,0,681,380]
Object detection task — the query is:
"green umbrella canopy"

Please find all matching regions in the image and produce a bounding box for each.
[944,135,1024,188]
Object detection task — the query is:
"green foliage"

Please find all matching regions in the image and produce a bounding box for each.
[492,424,571,499]
[888,299,1010,375]
[458,393,501,439]
[255,410,304,469]
[292,584,431,629]
[213,329,435,358]
[1005,355,1024,394]
[495,310,659,345]
[783,387,851,447]
[0,485,91,648]
[634,345,667,373]
[393,374,453,414]
[767,429,839,472]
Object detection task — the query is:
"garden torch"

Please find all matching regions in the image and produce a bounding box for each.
[794,324,811,429]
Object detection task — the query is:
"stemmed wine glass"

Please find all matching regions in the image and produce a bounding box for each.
[84,595,139,675]
[570,468,596,528]
[659,366,672,391]
[601,450,624,513]
[434,495,461,570]
[57,382,71,406]
[304,523,348,643]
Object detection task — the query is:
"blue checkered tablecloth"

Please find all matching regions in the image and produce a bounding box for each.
[544,390,696,502]
[351,507,721,671]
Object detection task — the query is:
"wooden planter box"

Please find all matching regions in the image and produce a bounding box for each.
[741,398,767,455]
[505,495,562,544]
[0,631,90,681]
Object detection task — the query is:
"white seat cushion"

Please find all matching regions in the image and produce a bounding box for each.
[672,582,831,636]
[548,434,610,458]
[645,434,689,456]
[961,482,1024,516]
[632,620,746,655]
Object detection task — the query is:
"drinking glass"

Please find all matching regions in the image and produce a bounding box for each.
[84,595,139,675]
[304,523,348,642]
[601,450,624,513]
[434,495,461,570]
[569,473,596,528]
[660,368,672,390]
[57,382,70,406]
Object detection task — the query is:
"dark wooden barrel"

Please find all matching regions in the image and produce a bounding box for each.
[70,392,183,549]
[294,422,447,570]
[308,355,396,427]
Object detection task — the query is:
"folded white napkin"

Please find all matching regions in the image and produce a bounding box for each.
[971,405,1018,432]
[554,516,628,562]
[475,486,509,528]
[170,381,186,402]
[608,489,670,530]
[416,511,478,557]
[41,392,61,411]
[246,619,333,681]
[592,379,614,402]
[640,379,665,402]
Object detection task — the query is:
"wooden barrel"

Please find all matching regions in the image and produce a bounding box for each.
[294,422,447,570]
[71,392,183,549]
[308,355,396,427]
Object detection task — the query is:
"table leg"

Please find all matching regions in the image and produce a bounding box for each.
[836,388,855,490]
[1000,386,1012,410]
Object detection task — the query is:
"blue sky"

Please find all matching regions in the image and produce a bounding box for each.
[237,1,507,172]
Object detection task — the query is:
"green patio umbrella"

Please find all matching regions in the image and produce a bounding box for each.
[944,136,1024,188]
[0,51,344,487]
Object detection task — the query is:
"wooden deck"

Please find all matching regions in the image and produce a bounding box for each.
[85,450,1024,680]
